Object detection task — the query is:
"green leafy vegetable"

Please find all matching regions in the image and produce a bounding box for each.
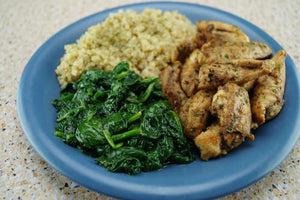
[52,62,194,174]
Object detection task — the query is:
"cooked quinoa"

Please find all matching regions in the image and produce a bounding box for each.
[56,9,196,87]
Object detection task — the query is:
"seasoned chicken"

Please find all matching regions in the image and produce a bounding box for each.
[196,21,249,49]
[241,80,256,91]
[198,59,275,90]
[159,61,187,112]
[194,83,253,160]
[251,50,287,126]
[172,21,250,63]
[203,42,272,63]
[172,33,203,63]
[194,123,224,160]
[179,90,214,138]
[166,20,285,161]
[180,42,272,96]
[210,83,252,136]
[180,49,204,97]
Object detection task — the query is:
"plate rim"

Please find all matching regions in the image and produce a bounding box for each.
[17,1,300,199]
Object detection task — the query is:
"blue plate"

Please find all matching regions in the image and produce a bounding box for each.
[17,2,300,200]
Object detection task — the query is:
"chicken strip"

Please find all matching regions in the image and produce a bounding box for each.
[179,90,214,139]
[203,42,272,63]
[173,21,251,63]
[240,80,256,91]
[180,49,204,97]
[180,42,272,96]
[210,83,252,136]
[251,50,287,126]
[196,21,249,49]
[198,59,275,90]
[194,123,224,160]
[172,33,203,63]
[194,83,253,160]
[159,61,187,113]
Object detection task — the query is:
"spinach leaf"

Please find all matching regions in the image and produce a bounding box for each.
[76,118,106,148]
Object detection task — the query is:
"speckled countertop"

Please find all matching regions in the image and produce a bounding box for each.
[1,0,299,199]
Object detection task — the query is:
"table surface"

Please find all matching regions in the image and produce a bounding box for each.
[1,0,299,199]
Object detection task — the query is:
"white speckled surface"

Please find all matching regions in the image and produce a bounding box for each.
[1,0,299,199]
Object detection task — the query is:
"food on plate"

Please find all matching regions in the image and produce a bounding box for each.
[251,50,287,127]
[210,83,252,136]
[180,49,203,97]
[53,62,194,174]
[201,41,272,62]
[179,90,214,139]
[194,83,253,160]
[171,34,203,63]
[179,42,272,96]
[197,59,274,90]
[54,10,287,163]
[162,20,286,160]
[55,9,196,88]
[241,80,256,91]
[159,61,188,112]
[196,21,250,49]
[172,20,251,63]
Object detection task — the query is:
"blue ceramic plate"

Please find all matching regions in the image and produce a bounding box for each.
[17,2,300,200]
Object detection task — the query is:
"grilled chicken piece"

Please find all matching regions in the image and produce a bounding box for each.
[179,90,214,139]
[172,33,203,63]
[203,42,272,63]
[210,83,252,136]
[173,21,250,63]
[180,49,204,97]
[251,50,287,126]
[198,59,274,90]
[194,123,223,160]
[180,42,272,96]
[159,61,187,112]
[241,80,256,91]
[194,83,253,160]
[196,21,249,49]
